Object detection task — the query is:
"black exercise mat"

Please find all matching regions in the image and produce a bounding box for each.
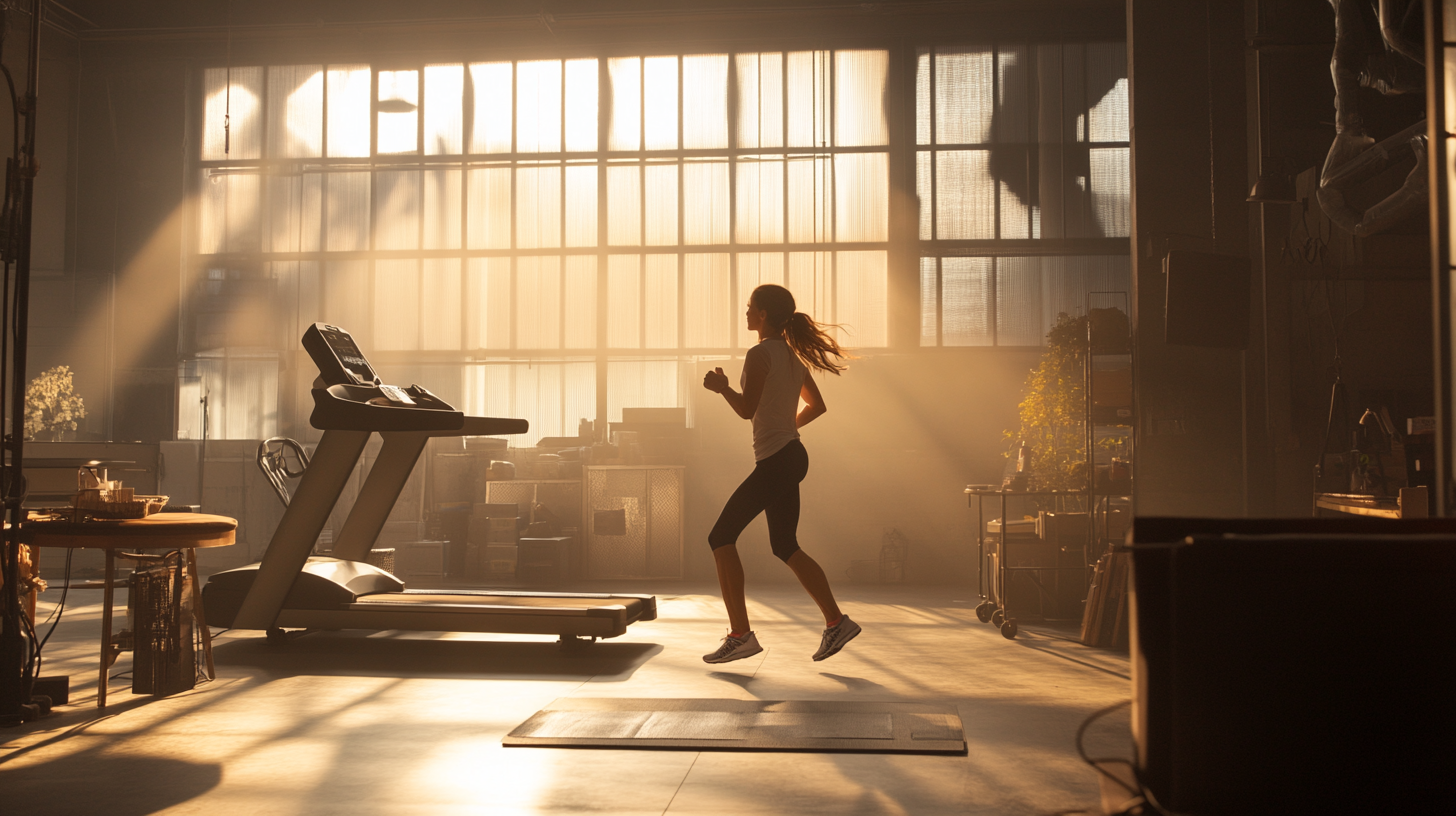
[504,698,966,754]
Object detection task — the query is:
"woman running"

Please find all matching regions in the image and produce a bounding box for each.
[700,284,860,663]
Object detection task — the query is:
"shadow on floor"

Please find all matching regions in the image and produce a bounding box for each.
[0,749,221,815]
[213,633,664,682]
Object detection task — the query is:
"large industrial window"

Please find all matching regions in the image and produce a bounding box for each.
[916,42,1131,346]
[188,52,891,442]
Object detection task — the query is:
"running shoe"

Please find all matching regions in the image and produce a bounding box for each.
[703,631,763,664]
[812,615,861,661]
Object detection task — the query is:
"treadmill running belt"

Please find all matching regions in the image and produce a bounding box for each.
[354,594,648,613]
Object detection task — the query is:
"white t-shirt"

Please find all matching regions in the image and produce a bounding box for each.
[742,337,806,461]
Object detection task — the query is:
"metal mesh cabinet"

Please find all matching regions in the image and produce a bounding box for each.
[583,466,684,579]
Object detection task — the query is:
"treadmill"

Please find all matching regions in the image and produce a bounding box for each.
[203,322,656,644]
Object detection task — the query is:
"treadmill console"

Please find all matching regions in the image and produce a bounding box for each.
[304,323,380,386]
[301,323,462,431]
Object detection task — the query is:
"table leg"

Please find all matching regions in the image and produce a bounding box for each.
[98,549,114,709]
[185,549,215,681]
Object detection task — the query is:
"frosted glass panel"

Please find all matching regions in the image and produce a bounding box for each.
[222,360,279,439]
[323,261,370,338]
[608,254,642,348]
[738,253,784,347]
[835,251,886,347]
[516,165,562,249]
[325,172,371,251]
[916,49,931,146]
[942,257,993,346]
[565,165,598,247]
[936,48,993,144]
[470,62,513,153]
[1001,174,1031,240]
[375,259,421,351]
[736,53,784,149]
[1090,148,1131,237]
[645,254,678,348]
[996,256,1044,346]
[935,151,995,239]
[644,56,679,150]
[1086,43,1129,142]
[834,152,887,242]
[608,164,642,245]
[607,360,681,423]
[608,58,642,151]
[787,51,830,148]
[423,64,464,155]
[517,256,562,349]
[200,173,261,254]
[466,257,512,349]
[788,252,832,321]
[374,170,421,250]
[920,257,937,346]
[683,54,728,149]
[916,151,932,240]
[377,70,419,154]
[203,66,263,160]
[683,253,731,348]
[645,164,679,245]
[266,65,322,158]
[683,161,729,245]
[834,50,888,146]
[564,256,597,348]
[995,46,1029,143]
[787,156,831,243]
[565,59,599,152]
[517,60,563,153]
[423,169,461,250]
[327,65,371,157]
[265,174,322,253]
[422,259,462,350]
[465,362,591,446]
[735,159,784,244]
[466,167,512,249]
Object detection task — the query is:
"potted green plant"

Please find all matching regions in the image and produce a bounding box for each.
[25,365,87,441]
[1005,314,1088,492]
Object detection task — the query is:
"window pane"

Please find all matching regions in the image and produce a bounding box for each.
[203,66,263,160]
[834,50,888,146]
[1090,147,1130,237]
[266,65,322,158]
[467,167,512,249]
[424,64,464,155]
[327,65,371,157]
[834,152,887,242]
[644,56,678,150]
[683,253,730,347]
[323,260,370,338]
[645,254,678,348]
[787,156,830,243]
[516,165,562,249]
[265,174,322,253]
[920,257,937,346]
[470,62,513,153]
[935,150,994,239]
[608,57,642,151]
[375,259,421,350]
[200,173,261,253]
[916,151,932,240]
[735,158,784,244]
[565,164,598,247]
[223,359,279,439]
[374,170,420,250]
[517,256,562,349]
[916,49,931,146]
[608,360,681,423]
[565,59,599,152]
[422,258,462,350]
[683,160,729,244]
[564,256,597,348]
[423,168,461,249]
[835,251,886,347]
[466,257,511,349]
[996,256,1043,346]
[738,253,784,347]
[608,164,642,245]
[325,171,370,251]
[787,50,829,148]
[935,48,993,144]
[995,45,1028,143]
[942,257,992,346]
[788,251,832,323]
[377,70,419,154]
[517,60,563,153]
[736,52,783,149]
[608,254,641,348]
[645,163,678,245]
[683,54,728,149]
[1087,42,1129,142]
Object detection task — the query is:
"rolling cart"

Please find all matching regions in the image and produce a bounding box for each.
[964,487,1088,639]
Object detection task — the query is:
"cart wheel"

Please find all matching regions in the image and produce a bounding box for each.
[1000,619,1018,640]
[975,602,995,623]
[991,609,1005,627]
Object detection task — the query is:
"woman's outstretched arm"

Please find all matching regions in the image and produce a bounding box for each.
[797,370,826,428]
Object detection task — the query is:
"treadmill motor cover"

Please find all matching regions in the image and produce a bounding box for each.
[204,557,405,628]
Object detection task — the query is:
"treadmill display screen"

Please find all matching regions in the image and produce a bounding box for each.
[308,324,378,385]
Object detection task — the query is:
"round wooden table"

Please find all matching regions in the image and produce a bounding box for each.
[21,513,237,707]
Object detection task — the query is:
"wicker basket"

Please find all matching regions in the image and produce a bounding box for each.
[74,490,169,520]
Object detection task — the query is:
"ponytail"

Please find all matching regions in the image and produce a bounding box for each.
[750,284,852,375]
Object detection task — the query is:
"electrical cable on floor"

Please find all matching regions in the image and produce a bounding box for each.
[1073,699,1178,816]
[37,547,73,648]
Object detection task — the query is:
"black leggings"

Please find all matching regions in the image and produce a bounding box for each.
[708,440,809,562]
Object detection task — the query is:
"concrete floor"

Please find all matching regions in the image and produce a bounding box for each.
[0,582,1131,815]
